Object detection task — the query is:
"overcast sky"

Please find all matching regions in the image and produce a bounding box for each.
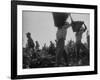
[22,11,90,49]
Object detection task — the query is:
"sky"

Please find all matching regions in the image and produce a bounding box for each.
[22,11,90,49]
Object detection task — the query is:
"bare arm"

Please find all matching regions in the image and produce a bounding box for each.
[83,23,87,32]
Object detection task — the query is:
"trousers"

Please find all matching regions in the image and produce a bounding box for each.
[56,38,68,66]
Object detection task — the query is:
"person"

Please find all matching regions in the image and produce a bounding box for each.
[25,32,36,62]
[48,41,55,56]
[42,43,47,51]
[56,22,71,66]
[26,32,35,51]
[55,40,57,48]
[35,41,40,51]
[75,23,87,64]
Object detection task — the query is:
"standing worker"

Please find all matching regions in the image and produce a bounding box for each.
[56,22,71,66]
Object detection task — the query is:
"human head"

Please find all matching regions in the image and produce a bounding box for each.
[80,27,84,32]
[63,22,70,29]
[26,32,31,38]
[35,41,38,43]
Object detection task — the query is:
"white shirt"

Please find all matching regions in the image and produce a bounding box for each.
[56,23,70,40]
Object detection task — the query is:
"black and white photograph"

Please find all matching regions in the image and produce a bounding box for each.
[22,11,90,68]
[11,1,97,79]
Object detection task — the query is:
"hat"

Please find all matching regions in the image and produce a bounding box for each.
[26,32,31,36]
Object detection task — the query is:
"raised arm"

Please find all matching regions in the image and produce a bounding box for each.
[83,23,87,32]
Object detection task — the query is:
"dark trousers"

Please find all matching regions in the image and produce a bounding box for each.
[56,38,68,66]
[76,41,86,62]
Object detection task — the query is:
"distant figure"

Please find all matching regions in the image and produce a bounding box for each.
[42,43,46,50]
[50,41,55,49]
[56,22,71,66]
[55,40,57,48]
[75,24,87,63]
[35,41,40,51]
[26,32,35,51]
[48,41,55,55]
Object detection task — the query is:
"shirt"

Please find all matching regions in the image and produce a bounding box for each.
[27,38,35,48]
[56,28,67,40]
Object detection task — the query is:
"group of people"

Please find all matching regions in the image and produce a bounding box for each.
[23,14,89,68]
[55,13,89,66]
[23,32,57,68]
